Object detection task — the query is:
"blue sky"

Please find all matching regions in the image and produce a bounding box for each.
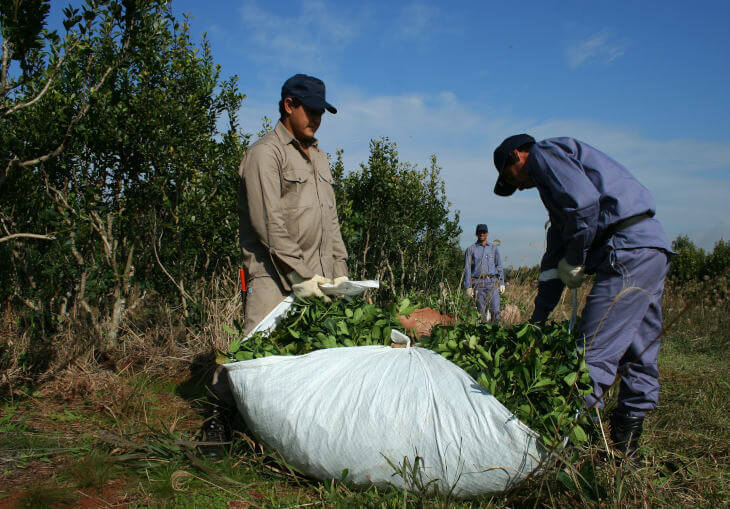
[50,0,730,267]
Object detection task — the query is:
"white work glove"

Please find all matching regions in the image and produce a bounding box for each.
[499,285,506,293]
[465,287,474,298]
[557,258,585,288]
[288,272,332,301]
[333,276,349,285]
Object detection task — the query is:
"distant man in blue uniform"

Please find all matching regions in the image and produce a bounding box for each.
[464,224,505,322]
[492,134,672,461]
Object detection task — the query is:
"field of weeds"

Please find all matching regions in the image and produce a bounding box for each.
[1,274,728,508]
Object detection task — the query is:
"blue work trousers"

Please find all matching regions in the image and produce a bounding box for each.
[578,247,670,417]
[473,278,501,322]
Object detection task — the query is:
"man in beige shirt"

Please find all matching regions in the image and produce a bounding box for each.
[237,73,349,334]
[202,76,350,453]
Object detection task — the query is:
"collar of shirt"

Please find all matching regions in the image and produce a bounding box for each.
[274,120,320,156]
[474,240,492,247]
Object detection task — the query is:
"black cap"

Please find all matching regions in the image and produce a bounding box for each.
[281,74,337,114]
[476,224,488,233]
[493,133,535,196]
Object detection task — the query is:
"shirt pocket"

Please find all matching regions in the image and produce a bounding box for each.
[281,169,312,210]
[316,170,337,210]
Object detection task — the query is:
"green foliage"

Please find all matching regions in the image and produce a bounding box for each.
[331,139,463,299]
[669,235,706,281]
[704,239,730,277]
[0,0,51,72]
[668,235,730,280]
[227,296,405,360]
[1,1,247,354]
[423,320,593,447]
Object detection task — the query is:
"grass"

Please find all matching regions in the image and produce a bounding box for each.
[0,274,728,507]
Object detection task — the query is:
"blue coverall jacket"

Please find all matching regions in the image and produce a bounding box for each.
[525,137,673,416]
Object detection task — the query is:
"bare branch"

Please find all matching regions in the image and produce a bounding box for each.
[12,293,40,312]
[1,39,9,92]
[0,233,56,244]
[89,210,114,265]
[152,230,198,306]
[1,39,79,119]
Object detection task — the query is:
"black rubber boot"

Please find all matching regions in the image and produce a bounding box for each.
[199,407,231,458]
[609,411,644,465]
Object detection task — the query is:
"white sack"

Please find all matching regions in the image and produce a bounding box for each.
[225,345,547,497]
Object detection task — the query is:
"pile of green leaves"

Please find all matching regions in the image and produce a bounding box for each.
[421,321,593,447]
[225,298,591,447]
[225,297,412,361]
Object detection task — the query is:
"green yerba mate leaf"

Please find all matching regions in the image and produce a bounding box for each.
[516,323,531,339]
[569,424,588,444]
[563,372,578,386]
[222,324,238,336]
[228,338,242,354]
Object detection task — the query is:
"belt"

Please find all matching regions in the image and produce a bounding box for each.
[594,213,653,248]
[472,275,499,280]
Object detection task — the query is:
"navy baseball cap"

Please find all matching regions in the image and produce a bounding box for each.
[493,133,535,196]
[476,224,488,233]
[281,74,337,114]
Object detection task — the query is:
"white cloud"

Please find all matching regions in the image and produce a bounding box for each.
[565,30,629,69]
[237,0,362,70]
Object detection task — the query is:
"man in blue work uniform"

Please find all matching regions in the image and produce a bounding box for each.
[492,134,672,462]
[464,224,505,322]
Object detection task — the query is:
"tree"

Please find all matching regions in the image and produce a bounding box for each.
[668,235,706,281]
[1,0,246,362]
[332,138,462,298]
[703,239,730,277]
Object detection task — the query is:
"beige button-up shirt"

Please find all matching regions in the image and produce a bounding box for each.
[238,121,348,289]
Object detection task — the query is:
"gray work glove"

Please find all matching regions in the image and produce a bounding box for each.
[465,287,474,298]
[557,258,585,288]
[538,268,558,282]
[288,272,332,301]
[499,284,506,293]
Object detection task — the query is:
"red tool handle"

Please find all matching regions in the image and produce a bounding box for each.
[239,268,246,292]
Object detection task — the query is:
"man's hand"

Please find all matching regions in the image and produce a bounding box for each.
[288,272,332,301]
[557,258,584,288]
[465,287,474,298]
[499,284,506,293]
[333,275,349,286]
